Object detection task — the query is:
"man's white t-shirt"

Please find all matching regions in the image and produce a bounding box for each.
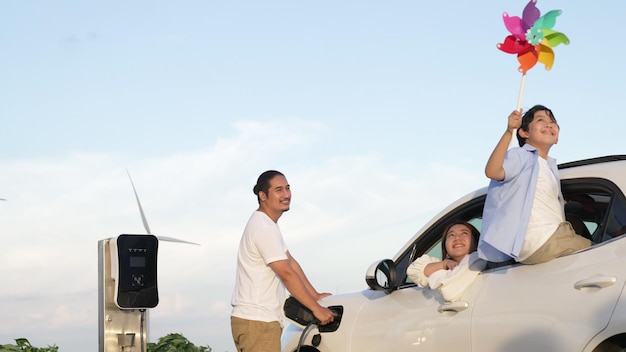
[231,211,289,322]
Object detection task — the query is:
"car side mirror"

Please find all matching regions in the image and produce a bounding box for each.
[365,259,397,292]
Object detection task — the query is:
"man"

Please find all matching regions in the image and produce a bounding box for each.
[230,170,334,352]
[478,105,591,265]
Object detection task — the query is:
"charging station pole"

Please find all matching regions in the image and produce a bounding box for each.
[98,236,157,352]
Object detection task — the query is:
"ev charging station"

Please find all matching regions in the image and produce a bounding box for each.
[109,234,159,310]
[98,171,198,351]
[98,234,159,352]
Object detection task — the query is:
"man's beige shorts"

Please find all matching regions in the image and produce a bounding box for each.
[231,316,282,352]
[520,221,592,265]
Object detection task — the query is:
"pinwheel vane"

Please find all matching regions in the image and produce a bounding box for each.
[497,0,570,110]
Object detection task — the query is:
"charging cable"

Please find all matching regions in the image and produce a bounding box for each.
[296,321,318,352]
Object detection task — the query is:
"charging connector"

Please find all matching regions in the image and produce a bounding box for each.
[283,296,344,352]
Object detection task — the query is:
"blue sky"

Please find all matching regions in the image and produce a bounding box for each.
[1,1,625,351]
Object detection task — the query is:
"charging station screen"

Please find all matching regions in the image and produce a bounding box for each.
[129,256,146,268]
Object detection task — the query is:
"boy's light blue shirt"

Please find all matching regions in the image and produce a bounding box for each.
[478,144,563,262]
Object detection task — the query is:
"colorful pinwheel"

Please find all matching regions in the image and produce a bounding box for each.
[497,0,570,74]
[496,0,570,148]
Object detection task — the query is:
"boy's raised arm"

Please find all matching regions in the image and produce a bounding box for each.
[485,109,522,181]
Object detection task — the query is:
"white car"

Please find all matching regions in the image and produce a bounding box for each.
[281,155,626,352]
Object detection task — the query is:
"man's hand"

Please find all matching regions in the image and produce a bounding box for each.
[312,306,335,326]
[317,292,332,300]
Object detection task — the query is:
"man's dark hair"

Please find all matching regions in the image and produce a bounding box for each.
[516,104,557,147]
[253,170,284,204]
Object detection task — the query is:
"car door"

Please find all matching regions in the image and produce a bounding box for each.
[347,213,488,352]
[347,282,478,351]
[471,240,626,352]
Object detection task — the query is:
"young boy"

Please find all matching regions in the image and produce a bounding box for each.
[477,105,591,264]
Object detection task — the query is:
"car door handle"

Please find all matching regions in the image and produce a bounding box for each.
[574,276,617,292]
[438,301,469,314]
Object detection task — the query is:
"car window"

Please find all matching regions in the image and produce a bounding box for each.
[396,195,486,287]
[397,177,626,288]
[561,178,626,244]
[405,216,483,285]
[602,195,626,241]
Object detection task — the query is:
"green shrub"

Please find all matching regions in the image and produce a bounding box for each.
[1,333,214,352]
[147,333,212,352]
[0,338,58,352]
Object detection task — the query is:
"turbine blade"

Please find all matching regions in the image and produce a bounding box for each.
[158,236,201,246]
[126,169,152,235]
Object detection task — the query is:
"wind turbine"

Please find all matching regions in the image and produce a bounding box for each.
[125,169,199,246]
[98,170,199,352]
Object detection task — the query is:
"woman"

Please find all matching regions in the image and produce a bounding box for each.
[407,220,484,301]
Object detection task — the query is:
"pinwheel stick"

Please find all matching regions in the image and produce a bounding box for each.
[509,72,527,149]
[516,72,527,111]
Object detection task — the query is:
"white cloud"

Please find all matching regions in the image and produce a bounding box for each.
[0,118,486,351]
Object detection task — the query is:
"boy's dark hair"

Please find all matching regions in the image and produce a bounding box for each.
[253,170,284,204]
[516,104,557,147]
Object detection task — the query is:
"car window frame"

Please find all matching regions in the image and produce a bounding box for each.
[394,195,486,288]
[393,177,626,289]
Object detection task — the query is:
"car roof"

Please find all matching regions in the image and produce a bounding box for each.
[558,155,626,170]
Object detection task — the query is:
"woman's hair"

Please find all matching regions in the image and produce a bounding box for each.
[440,219,480,259]
[516,104,557,147]
[253,170,284,204]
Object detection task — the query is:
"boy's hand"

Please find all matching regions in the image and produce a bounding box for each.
[508,109,522,133]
